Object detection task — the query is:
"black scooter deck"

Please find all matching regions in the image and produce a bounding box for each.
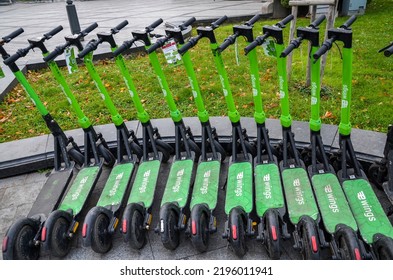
[27,164,74,218]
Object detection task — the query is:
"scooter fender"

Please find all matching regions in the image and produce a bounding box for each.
[41,209,73,254]
[228,207,246,239]
[121,202,145,243]
[2,217,41,260]
[189,203,210,236]
[82,206,114,248]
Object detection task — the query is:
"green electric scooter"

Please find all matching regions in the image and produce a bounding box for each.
[160,16,229,252]
[122,17,200,250]
[1,27,82,260]
[180,14,260,257]
[219,16,293,259]
[247,15,329,259]
[281,15,367,260]
[314,16,393,259]
[37,23,116,258]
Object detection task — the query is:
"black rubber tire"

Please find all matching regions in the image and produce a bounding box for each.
[155,139,173,163]
[161,209,180,250]
[91,213,112,254]
[374,236,393,260]
[213,140,226,162]
[186,139,201,161]
[13,224,40,260]
[129,208,146,250]
[50,216,71,258]
[301,219,320,260]
[130,142,143,160]
[68,147,84,167]
[229,214,247,257]
[191,212,210,253]
[335,227,362,260]
[367,162,384,189]
[97,144,116,167]
[264,210,281,260]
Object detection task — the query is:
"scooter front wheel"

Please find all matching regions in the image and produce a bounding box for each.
[91,213,112,254]
[68,147,84,167]
[229,210,247,257]
[213,140,226,162]
[130,141,143,160]
[264,209,281,260]
[186,139,201,161]
[374,235,393,260]
[300,217,320,260]
[155,139,173,163]
[161,209,180,250]
[98,144,116,167]
[129,208,146,250]
[50,216,71,258]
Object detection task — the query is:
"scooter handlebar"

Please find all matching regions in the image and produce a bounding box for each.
[340,15,357,30]
[81,22,98,37]
[112,20,128,34]
[211,15,228,29]
[280,41,298,57]
[113,38,136,56]
[78,39,99,58]
[384,45,393,57]
[2,28,24,43]
[44,44,66,62]
[309,15,326,29]
[276,14,294,28]
[146,18,164,32]
[313,41,331,60]
[44,25,63,40]
[179,17,196,30]
[245,14,261,26]
[218,34,236,52]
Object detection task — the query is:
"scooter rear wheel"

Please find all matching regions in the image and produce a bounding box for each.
[91,213,112,254]
[129,208,146,250]
[229,212,247,257]
[374,236,393,260]
[50,216,71,258]
[190,212,210,253]
[300,218,320,260]
[14,224,39,260]
[264,209,281,260]
[161,209,180,250]
[335,226,362,260]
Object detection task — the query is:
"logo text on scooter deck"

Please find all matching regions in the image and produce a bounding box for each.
[128,160,161,209]
[311,173,357,234]
[58,166,101,214]
[255,163,284,217]
[281,168,319,224]
[190,160,220,210]
[161,159,194,209]
[343,178,393,243]
[225,162,253,215]
[96,163,134,208]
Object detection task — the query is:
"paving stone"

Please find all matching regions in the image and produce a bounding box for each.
[0,207,17,235]
[0,178,44,209]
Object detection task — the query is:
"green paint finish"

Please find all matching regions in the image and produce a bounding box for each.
[224,162,253,215]
[96,163,134,207]
[255,163,284,217]
[160,159,194,208]
[312,173,357,234]
[339,48,353,136]
[58,166,100,214]
[343,179,393,243]
[309,46,322,132]
[281,168,319,224]
[14,71,49,116]
[128,160,161,208]
[190,160,221,210]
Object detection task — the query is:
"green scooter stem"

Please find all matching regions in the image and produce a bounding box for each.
[83,52,124,127]
[310,46,322,132]
[44,53,92,129]
[339,48,352,136]
[147,50,182,123]
[113,49,151,124]
[276,44,292,128]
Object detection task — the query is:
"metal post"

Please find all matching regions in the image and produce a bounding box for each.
[66,0,81,35]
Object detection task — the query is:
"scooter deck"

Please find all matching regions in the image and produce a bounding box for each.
[255,163,284,217]
[281,166,319,224]
[160,159,194,209]
[128,159,161,209]
[28,164,74,218]
[190,160,221,210]
[311,172,358,234]
[342,178,393,244]
[224,161,253,215]
[96,162,134,209]
[58,165,101,215]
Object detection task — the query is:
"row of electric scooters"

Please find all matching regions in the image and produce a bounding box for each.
[1,13,393,260]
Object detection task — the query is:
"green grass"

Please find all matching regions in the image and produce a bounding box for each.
[0,0,392,143]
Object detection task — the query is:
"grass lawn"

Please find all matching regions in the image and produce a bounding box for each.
[0,0,392,143]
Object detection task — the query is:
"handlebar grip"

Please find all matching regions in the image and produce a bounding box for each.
[310,15,326,29]
[276,14,294,28]
[3,28,24,43]
[218,36,235,52]
[179,17,196,30]
[113,20,128,32]
[245,14,261,26]
[44,25,63,39]
[178,40,194,55]
[78,40,97,58]
[44,46,63,62]
[211,15,228,29]
[280,43,297,58]
[147,38,167,54]
[384,45,393,57]
[113,39,135,56]
[81,22,98,36]
[3,52,21,65]
[147,18,164,31]
[340,15,357,29]
[244,40,260,55]
[313,44,329,60]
